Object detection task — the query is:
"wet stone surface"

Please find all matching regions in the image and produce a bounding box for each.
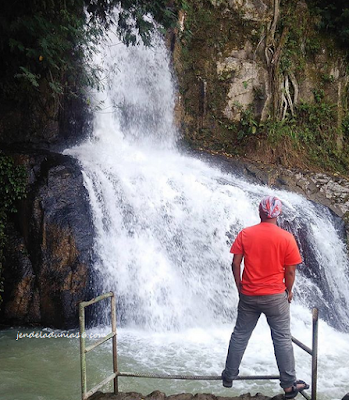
[89,391,285,400]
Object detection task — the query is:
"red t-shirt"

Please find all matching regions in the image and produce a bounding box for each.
[230,222,302,295]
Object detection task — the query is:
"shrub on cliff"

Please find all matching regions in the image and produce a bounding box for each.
[0,155,26,308]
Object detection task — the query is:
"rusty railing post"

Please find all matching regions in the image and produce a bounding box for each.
[79,302,87,400]
[311,308,319,400]
[111,293,118,394]
[79,292,117,400]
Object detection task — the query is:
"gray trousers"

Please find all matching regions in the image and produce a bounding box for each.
[223,291,296,388]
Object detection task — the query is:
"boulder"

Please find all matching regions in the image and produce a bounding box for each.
[1,151,94,328]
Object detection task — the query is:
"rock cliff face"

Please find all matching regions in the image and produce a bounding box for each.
[0,55,93,328]
[173,0,349,171]
[1,152,94,328]
[0,90,91,150]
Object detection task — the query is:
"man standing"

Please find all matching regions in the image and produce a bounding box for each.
[222,196,309,399]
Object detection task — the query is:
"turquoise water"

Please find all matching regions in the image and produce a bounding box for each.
[0,328,112,400]
[1,318,349,400]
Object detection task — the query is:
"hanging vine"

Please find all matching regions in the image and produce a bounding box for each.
[260,0,301,122]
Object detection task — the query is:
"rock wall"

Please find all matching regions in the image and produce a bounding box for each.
[1,152,94,328]
[172,0,349,170]
[0,86,91,150]
[0,56,93,329]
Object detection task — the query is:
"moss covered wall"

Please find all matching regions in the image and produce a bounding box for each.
[173,0,349,174]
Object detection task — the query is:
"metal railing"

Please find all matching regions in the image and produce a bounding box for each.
[291,308,319,400]
[79,292,118,400]
[79,293,318,400]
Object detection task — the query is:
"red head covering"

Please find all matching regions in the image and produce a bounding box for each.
[259,196,282,218]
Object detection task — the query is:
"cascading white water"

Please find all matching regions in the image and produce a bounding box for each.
[65,28,349,399]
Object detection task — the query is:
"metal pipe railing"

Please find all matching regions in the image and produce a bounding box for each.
[311,308,319,400]
[79,292,118,400]
[291,308,319,400]
[79,294,318,400]
[118,372,281,381]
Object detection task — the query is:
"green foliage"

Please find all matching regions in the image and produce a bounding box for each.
[306,35,322,55]
[342,114,349,138]
[0,157,27,214]
[2,1,87,100]
[264,95,346,171]
[263,120,295,145]
[177,0,199,47]
[0,155,27,307]
[309,0,349,53]
[177,0,226,49]
[238,107,258,140]
[230,89,346,172]
[0,0,178,103]
[278,3,311,74]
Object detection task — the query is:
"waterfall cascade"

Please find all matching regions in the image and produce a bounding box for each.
[65,27,349,399]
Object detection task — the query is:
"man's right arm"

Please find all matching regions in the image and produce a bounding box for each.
[232,254,243,293]
[284,265,296,302]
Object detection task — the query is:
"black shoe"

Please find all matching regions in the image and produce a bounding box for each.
[284,380,310,399]
[222,371,233,388]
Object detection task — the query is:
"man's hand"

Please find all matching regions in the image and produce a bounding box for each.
[287,290,293,303]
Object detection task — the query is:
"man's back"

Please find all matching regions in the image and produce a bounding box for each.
[231,222,302,295]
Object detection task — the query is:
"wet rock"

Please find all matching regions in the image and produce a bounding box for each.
[218,156,349,225]
[167,394,193,400]
[1,151,94,328]
[147,391,166,400]
[1,226,37,323]
[89,392,275,400]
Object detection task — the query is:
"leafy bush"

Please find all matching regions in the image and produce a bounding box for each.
[0,0,178,102]
[0,155,27,307]
[309,0,349,52]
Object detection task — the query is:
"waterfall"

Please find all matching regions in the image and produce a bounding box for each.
[65,27,349,399]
